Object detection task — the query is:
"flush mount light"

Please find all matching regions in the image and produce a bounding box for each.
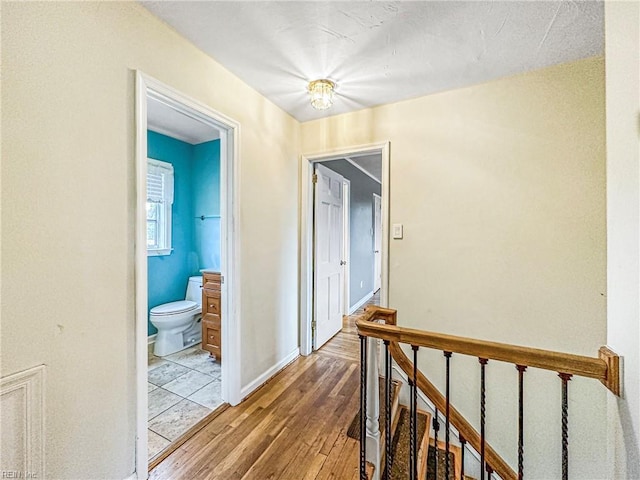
[308,79,336,110]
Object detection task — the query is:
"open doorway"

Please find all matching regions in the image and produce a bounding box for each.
[145,95,224,464]
[300,143,390,355]
[312,156,383,349]
[135,73,241,477]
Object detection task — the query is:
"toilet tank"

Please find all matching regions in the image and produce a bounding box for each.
[185,276,203,305]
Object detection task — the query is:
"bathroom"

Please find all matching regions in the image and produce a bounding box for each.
[144,99,224,461]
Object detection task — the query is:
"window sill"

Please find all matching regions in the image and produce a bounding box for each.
[148,248,172,257]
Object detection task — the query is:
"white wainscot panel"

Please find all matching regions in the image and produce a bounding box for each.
[1,365,45,480]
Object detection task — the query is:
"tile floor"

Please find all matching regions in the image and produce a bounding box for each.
[148,345,223,460]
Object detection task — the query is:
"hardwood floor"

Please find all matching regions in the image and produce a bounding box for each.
[150,292,380,480]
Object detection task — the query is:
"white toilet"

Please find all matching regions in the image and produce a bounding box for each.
[150,276,203,357]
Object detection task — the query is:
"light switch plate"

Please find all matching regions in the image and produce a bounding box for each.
[392,223,403,239]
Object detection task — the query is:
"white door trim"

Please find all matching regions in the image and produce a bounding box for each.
[135,72,242,478]
[342,178,351,316]
[300,142,390,356]
[373,192,382,293]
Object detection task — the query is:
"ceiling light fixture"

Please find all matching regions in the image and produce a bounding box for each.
[308,79,336,110]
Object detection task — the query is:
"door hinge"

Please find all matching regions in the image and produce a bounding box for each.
[220,275,224,284]
[311,319,317,339]
[312,173,318,184]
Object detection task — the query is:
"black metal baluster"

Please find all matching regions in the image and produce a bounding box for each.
[479,358,488,480]
[433,408,439,480]
[409,345,419,480]
[516,365,527,480]
[486,464,494,479]
[559,373,572,480]
[459,435,466,480]
[359,335,367,480]
[444,351,452,480]
[384,340,392,480]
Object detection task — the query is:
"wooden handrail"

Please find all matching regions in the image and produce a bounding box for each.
[355,306,621,480]
[356,308,620,394]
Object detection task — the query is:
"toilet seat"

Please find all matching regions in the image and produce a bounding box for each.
[150,300,198,316]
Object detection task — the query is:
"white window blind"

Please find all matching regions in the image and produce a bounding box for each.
[147,159,174,256]
[147,160,174,204]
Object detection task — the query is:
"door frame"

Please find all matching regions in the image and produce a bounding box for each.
[342,178,351,316]
[373,192,382,293]
[300,142,390,356]
[135,72,242,478]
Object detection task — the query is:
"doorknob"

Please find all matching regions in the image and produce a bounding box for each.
[340,260,347,265]
[374,250,379,253]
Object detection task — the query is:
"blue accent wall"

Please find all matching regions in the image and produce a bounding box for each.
[147,131,220,335]
[193,140,221,272]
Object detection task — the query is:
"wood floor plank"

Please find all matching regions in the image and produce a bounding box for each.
[314,431,356,480]
[240,426,301,479]
[150,293,380,480]
[302,454,328,480]
[207,412,287,479]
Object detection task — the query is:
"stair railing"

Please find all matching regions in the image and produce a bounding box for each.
[356,306,620,480]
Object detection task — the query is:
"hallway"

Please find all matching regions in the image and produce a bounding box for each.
[149,293,380,480]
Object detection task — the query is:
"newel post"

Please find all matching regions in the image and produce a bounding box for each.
[365,335,381,479]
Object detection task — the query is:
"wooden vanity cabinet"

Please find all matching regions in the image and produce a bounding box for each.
[202,272,221,360]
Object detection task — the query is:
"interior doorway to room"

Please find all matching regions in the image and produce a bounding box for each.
[304,146,388,352]
[145,94,225,465]
[135,73,241,477]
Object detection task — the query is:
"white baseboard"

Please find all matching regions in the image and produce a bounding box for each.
[349,290,374,315]
[240,348,300,399]
[147,334,157,345]
[123,473,138,480]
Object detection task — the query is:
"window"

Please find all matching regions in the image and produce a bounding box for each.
[147,159,174,256]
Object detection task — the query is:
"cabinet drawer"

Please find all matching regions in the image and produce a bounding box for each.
[204,325,221,360]
[203,272,221,291]
[203,292,221,315]
[205,326,220,345]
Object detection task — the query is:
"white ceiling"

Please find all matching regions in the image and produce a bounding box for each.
[141,1,603,123]
[148,96,220,144]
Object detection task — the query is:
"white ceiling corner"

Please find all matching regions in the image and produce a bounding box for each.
[346,154,382,183]
[141,1,604,123]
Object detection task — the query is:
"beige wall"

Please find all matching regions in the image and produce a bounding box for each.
[302,57,608,477]
[605,1,640,477]
[1,3,299,479]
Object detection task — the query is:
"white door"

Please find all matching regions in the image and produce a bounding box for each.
[314,164,345,349]
[373,193,382,292]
